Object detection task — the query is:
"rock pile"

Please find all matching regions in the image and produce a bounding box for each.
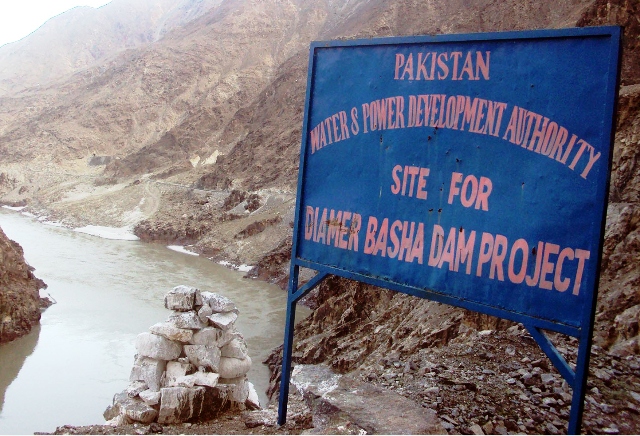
[104,285,260,425]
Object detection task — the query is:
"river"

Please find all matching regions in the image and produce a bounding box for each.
[0,208,304,434]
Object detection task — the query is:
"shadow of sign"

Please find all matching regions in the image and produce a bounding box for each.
[278,26,621,434]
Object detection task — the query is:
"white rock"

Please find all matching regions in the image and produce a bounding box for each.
[246,382,261,410]
[174,375,196,388]
[207,311,238,331]
[165,361,194,387]
[149,322,193,343]
[228,377,250,403]
[105,414,132,426]
[126,381,148,398]
[197,304,213,323]
[201,292,238,313]
[135,332,182,361]
[541,373,556,385]
[168,311,206,330]
[191,327,237,347]
[184,344,221,372]
[124,401,158,424]
[194,289,203,307]
[158,386,205,424]
[218,356,252,379]
[164,285,199,311]
[176,371,220,388]
[130,356,167,391]
[139,389,161,406]
[105,391,158,424]
[221,337,248,359]
[193,371,220,388]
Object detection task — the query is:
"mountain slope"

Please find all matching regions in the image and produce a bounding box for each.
[0,1,639,432]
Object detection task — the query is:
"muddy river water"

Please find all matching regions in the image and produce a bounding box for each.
[0,208,304,434]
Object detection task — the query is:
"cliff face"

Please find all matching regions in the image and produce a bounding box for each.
[0,226,47,343]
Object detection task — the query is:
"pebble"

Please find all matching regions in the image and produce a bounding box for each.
[441,422,455,431]
[540,373,555,384]
[603,426,620,434]
[469,423,484,435]
[546,422,560,434]
[482,421,494,434]
[599,403,616,414]
[494,424,508,435]
[542,397,557,406]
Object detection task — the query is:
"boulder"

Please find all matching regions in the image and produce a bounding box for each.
[149,321,193,343]
[139,389,161,406]
[221,337,248,359]
[105,413,133,426]
[104,397,122,421]
[197,304,213,323]
[126,380,148,398]
[243,408,277,428]
[201,292,238,313]
[130,356,167,392]
[207,312,238,331]
[104,391,158,424]
[194,290,203,307]
[164,285,200,311]
[184,344,221,372]
[218,356,252,379]
[135,332,182,361]
[168,311,206,330]
[199,384,233,421]
[192,371,220,388]
[227,377,250,403]
[191,327,236,347]
[609,337,640,358]
[291,364,446,435]
[158,386,205,424]
[173,375,197,388]
[246,382,261,410]
[124,400,159,424]
[175,371,220,388]
[165,361,194,387]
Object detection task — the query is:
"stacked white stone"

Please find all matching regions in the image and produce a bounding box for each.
[104,285,260,426]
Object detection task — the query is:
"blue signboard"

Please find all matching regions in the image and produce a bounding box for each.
[279,27,621,434]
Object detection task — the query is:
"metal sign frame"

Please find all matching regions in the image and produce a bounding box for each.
[278,26,621,434]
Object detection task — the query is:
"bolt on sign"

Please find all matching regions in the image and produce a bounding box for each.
[279,27,621,434]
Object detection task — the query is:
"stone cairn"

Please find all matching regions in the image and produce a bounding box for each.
[104,285,260,425]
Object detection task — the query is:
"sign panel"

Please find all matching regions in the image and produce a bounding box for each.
[279,27,621,432]
[293,27,620,332]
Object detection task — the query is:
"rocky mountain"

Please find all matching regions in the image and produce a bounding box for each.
[0,226,47,343]
[0,0,638,433]
[0,0,226,96]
